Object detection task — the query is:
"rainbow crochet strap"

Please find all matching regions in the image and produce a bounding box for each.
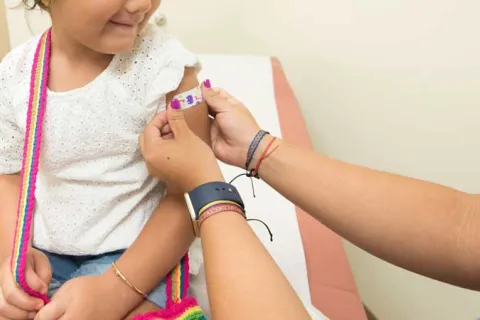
[10,30,51,304]
[133,255,206,320]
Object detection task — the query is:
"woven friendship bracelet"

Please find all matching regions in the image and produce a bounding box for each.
[249,137,279,179]
[245,130,269,170]
[198,203,246,230]
[197,199,243,218]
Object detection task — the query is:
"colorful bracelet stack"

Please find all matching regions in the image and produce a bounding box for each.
[197,201,246,232]
[246,130,280,178]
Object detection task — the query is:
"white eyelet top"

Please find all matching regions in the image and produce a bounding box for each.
[0,24,200,255]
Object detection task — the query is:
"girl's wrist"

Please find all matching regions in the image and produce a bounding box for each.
[101,265,144,313]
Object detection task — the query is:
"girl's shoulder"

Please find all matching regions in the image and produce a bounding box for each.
[133,23,198,63]
[0,35,41,98]
[114,23,201,106]
[116,23,200,74]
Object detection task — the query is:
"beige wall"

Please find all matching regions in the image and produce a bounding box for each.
[0,1,9,58]
[5,0,480,318]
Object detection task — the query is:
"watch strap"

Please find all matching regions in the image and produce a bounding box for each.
[188,182,244,219]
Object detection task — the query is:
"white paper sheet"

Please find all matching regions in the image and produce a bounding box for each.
[189,55,321,317]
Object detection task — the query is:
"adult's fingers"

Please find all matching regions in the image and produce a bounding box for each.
[166,99,190,136]
[216,88,242,105]
[161,123,172,136]
[160,123,174,139]
[201,81,236,116]
[144,112,168,140]
[162,133,174,140]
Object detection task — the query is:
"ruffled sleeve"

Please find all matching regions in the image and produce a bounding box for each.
[142,25,201,113]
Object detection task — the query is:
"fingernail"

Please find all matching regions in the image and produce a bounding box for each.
[171,99,181,110]
[204,79,211,89]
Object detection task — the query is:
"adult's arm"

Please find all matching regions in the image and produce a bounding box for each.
[139,95,311,320]
[202,85,479,289]
[201,208,310,320]
[254,138,480,290]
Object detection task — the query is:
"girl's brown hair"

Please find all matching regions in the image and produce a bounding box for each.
[23,0,47,10]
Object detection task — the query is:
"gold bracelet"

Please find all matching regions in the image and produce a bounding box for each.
[111,261,148,299]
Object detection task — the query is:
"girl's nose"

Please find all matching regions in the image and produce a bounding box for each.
[125,0,152,14]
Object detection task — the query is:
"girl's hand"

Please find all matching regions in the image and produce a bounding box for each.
[0,249,51,320]
[35,276,98,320]
[34,272,137,320]
[139,99,224,194]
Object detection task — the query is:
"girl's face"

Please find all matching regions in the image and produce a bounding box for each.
[49,0,161,54]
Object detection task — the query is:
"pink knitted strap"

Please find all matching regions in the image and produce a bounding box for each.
[133,255,206,320]
[10,29,51,304]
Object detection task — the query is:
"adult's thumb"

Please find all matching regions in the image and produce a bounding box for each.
[201,81,231,115]
[167,98,190,135]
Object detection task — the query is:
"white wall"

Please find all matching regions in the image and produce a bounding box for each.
[0,0,9,58]
[4,0,480,318]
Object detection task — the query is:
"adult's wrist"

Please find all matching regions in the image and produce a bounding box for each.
[248,134,281,172]
[185,166,225,193]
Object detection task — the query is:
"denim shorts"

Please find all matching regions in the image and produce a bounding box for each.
[39,249,167,308]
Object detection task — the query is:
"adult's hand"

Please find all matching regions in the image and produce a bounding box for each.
[139,98,224,193]
[201,82,261,169]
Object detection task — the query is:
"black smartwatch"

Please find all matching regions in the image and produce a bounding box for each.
[184,181,244,236]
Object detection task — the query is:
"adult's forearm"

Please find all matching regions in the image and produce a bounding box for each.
[201,211,310,320]
[258,139,480,290]
[0,174,20,261]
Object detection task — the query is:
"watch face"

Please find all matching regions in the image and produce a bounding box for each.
[184,193,199,237]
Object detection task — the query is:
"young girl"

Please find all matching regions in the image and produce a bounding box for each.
[0,0,209,319]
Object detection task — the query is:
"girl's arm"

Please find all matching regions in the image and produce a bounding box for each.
[170,67,211,145]
[105,194,195,318]
[0,96,24,262]
[101,68,210,318]
[0,174,20,261]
